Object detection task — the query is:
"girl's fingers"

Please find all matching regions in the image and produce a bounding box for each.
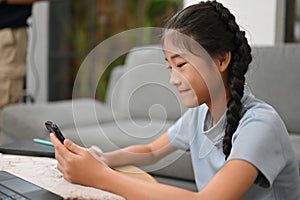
[50,133,70,166]
[64,139,86,155]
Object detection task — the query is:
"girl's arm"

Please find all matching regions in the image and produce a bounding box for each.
[103,133,177,167]
[98,159,258,200]
[51,133,258,200]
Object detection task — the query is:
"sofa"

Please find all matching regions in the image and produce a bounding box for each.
[1,44,300,191]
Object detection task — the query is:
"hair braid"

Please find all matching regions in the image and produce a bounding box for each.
[211,1,252,159]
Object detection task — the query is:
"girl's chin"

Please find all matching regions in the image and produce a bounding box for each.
[181,98,199,108]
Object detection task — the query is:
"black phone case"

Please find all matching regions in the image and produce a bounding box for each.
[45,121,65,143]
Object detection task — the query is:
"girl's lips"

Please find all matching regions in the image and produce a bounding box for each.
[179,89,191,94]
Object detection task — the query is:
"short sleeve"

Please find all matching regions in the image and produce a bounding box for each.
[168,108,195,150]
[227,109,287,188]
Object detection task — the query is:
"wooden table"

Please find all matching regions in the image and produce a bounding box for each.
[0,153,156,200]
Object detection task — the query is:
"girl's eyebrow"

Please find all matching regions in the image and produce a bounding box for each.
[164,54,182,61]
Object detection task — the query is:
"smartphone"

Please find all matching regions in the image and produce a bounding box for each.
[45,121,65,143]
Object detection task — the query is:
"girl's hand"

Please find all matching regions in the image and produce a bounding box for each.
[88,145,109,165]
[50,133,109,186]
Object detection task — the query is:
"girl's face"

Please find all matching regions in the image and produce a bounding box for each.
[163,37,228,109]
[164,45,210,108]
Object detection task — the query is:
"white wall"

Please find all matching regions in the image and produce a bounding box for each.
[26,2,49,102]
[183,0,285,46]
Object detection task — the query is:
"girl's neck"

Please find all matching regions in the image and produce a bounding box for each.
[206,85,231,126]
[208,104,226,126]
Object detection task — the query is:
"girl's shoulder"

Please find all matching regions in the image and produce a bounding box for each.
[241,85,282,125]
[237,86,288,142]
[242,95,282,126]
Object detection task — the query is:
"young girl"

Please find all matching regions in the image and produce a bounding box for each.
[50,1,300,199]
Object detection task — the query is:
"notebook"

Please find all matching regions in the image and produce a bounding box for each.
[0,140,55,158]
[0,171,63,199]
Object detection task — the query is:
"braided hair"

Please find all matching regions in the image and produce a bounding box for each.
[164,1,252,159]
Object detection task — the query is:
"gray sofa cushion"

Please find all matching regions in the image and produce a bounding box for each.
[153,176,197,192]
[247,44,300,134]
[105,65,125,106]
[147,150,194,181]
[62,118,174,150]
[0,99,118,140]
[109,45,187,121]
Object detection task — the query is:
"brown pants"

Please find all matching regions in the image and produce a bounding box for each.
[0,27,27,109]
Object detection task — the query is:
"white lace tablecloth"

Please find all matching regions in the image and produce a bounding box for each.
[0,154,125,200]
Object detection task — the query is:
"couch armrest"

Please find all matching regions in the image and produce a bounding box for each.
[0,98,117,140]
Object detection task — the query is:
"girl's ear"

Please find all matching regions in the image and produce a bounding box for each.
[214,52,231,73]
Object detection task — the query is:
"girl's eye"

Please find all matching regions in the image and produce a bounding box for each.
[166,66,172,70]
[177,62,186,68]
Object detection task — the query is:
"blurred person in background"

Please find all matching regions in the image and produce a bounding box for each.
[0,0,44,109]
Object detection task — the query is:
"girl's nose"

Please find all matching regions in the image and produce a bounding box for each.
[169,70,181,86]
